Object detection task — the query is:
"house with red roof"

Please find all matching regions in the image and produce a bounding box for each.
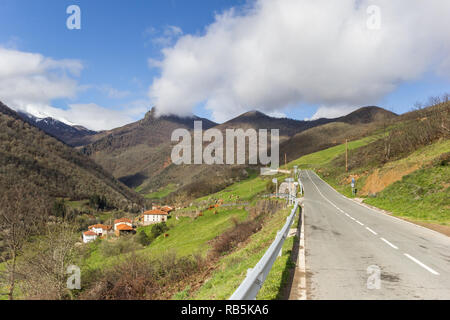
[88,224,112,236]
[82,230,98,243]
[114,218,133,231]
[114,223,136,237]
[140,209,168,226]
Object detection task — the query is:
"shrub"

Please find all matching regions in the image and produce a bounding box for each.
[99,235,140,257]
[150,222,169,239]
[265,180,276,193]
[136,230,152,246]
[80,253,204,300]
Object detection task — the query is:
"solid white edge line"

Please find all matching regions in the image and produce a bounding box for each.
[297,203,307,300]
[380,237,399,250]
[366,227,378,235]
[404,253,440,275]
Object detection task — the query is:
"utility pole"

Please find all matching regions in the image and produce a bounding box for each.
[345,139,348,172]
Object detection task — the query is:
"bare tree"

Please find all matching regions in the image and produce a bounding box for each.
[17,222,79,300]
[0,185,48,300]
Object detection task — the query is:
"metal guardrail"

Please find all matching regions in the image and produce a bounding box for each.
[229,196,300,300]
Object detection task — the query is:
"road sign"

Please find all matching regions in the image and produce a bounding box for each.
[272,178,277,184]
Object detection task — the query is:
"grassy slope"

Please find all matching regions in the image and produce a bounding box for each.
[143,183,177,199]
[289,134,380,169]
[143,207,248,257]
[82,207,248,270]
[364,165,449,225]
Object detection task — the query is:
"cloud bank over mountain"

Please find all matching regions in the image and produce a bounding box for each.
[0,47,147,130]
[149,0,450,122]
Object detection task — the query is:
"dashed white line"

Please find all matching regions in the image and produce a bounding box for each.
[365,227,378,235]
[404,253,440,275]
[355,220,364,226]
[380,237,399,250]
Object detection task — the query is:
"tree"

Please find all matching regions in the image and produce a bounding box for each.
[89,194,108,211]
[150,222,169,239]
[52,199,67,218]
[136,230,152,246]
[17,222,79,300]
[0,185,49,300]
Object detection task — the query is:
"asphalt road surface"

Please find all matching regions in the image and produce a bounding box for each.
[299,170,450,300]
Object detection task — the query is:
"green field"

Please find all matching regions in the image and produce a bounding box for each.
[144,183,177,199]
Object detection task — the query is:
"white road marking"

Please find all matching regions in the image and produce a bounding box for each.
[305,170,341,214]
[404,253,440,275]
[380,237,399,250]
[296,204,307,300]
[365,227,378,235]
[355,220,364,226]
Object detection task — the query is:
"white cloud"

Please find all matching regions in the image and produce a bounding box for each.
[0,47,148,131]
[149,0,450,122]
[0,47,82,109]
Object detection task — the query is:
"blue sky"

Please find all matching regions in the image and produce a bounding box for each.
[0,0,245,121]
[0,0,449,129]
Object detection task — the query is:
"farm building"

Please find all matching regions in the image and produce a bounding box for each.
[114,218,133,231]
[82,231,98,243]
[114,224,136,237]
[140,209,168,226]
[88,224,112,236]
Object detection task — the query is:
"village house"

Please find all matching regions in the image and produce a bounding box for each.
[88,224,112,237]
[114,218,133,231]
[140,209,168,226]
[82,230,98,243]
[114,224,136,237]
